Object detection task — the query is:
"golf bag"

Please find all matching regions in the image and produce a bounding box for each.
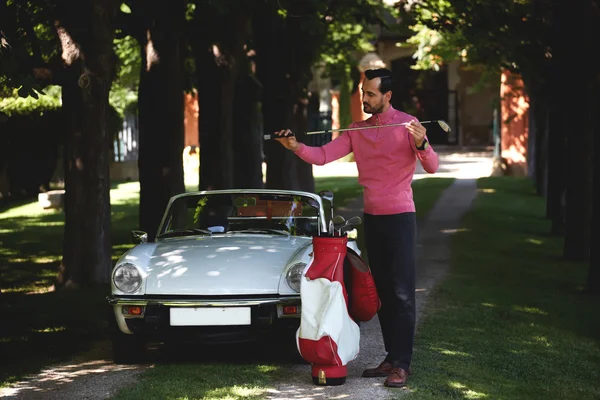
[296,235,380,385]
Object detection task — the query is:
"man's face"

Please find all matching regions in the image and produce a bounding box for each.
[361,77,389,114]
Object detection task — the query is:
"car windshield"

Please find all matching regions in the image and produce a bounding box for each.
[158,193,321,238]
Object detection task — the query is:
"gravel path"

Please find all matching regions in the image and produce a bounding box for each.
[0,342,150,400]
[0,147,491,400]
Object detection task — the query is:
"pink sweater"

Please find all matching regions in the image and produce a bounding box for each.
[294,106,439,215]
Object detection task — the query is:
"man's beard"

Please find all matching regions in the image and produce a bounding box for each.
[363,102,384,114]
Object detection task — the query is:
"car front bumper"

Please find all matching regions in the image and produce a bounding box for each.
[107,295,301,343]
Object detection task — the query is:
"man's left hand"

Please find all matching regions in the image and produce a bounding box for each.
[407,120,426,147]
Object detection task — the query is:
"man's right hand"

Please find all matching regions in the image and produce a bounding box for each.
[273,129,300,152]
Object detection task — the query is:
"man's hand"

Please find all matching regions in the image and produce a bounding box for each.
[273,129,300,151]
[406,120,426,148]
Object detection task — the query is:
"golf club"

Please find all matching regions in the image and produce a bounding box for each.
[319,190,335,234]
[332,215,346,236]
[339,216,362,236]
[263,119,451,140]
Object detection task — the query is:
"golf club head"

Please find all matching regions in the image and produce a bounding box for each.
[332,215,346,230]
[340,225,356,235]
[345,216,362,226]
[436,120,451,133]
[319,190,334,203]
[338,216,362,236]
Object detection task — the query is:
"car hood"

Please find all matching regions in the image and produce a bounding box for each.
[143,234,311,295]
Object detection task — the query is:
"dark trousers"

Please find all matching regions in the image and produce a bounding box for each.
[364,212,416,371]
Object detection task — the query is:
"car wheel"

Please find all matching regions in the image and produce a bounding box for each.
[110,323,147,364]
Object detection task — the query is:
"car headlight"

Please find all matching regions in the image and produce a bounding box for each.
[113,263,143,293]
[286,262,306,293]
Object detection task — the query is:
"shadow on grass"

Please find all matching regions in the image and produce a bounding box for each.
[0,286,111,386]
[0,189,141,386]
[405,177,600,400]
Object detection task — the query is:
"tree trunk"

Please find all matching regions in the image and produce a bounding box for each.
[563,95,593,261]
[293,97,315,193]
[523,82,549,197]
[233,73,264,188]
[561,0,593,262]
[195,43,223,190]
[54,0,117,287]
[254,12,300,190]
[546,113,566,235]
[254,5,318,192]
[589,85,600,293]
[260,74,299,190]
[584,0,599,286]
[137,0,186,241]
[194,7,250,190]
[537,101,550,199]
[526,91,537,184]
[546,0,569,235]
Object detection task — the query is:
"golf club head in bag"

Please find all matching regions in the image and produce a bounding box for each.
[332,215,346,236]
[339,216,362,236]
[319,190,335,234]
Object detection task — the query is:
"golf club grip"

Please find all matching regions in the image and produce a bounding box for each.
[263,132,296,140]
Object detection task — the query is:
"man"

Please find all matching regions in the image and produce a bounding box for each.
[273,68,439,388]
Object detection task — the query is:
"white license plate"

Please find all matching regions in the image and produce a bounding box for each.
[170,307,251,326]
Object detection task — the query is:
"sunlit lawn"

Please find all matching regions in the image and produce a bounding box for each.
[0,175,454,391]
[402,177,600,400]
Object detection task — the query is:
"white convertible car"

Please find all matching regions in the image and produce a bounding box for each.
[107,189,361,363]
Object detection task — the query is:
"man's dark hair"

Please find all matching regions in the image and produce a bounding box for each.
[364,68,393,94]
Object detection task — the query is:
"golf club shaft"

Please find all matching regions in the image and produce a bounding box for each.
[263,120,442,140]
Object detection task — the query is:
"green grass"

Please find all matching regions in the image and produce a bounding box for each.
[402,177,600,400]
[0,286,111,386]
[112,362,280,400]
[0,176,454,393]
[0,181,141,386]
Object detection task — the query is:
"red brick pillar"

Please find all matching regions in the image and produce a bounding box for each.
[499,70,529,176]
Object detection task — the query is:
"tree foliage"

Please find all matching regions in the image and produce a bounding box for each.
[1,0,138,118]
[319,0,390,70]
[0,0,59,97]
[0,85,61,116]
[110,33,140,117]
[400,0,552,83]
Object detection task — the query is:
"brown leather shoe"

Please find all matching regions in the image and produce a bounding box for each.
[384,367,408,388]
[362,361,393,377]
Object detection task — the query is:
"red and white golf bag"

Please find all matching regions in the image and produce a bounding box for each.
[296,235,381,385]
